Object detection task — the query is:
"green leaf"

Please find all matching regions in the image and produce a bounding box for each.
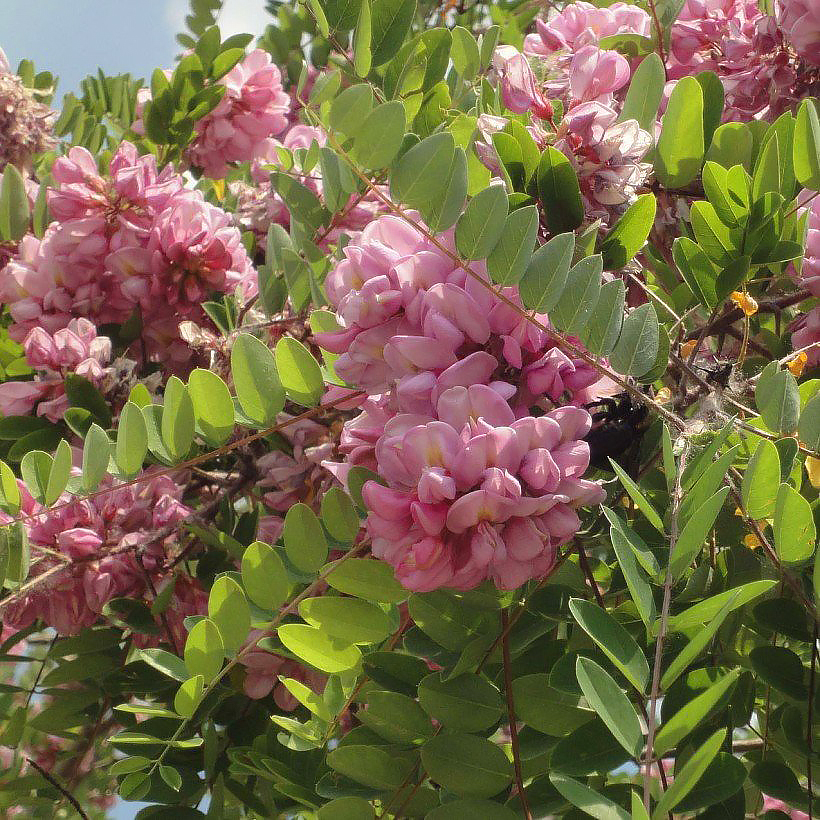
[159,764,182,793]
[318,797,375,820]
[752,132,782,201]
[352,100,406,169]
[0,164,30,241]
[575,656,643,757]
[774,483,816,564]
[231,333,285,425]
[188,369,234,445]
[610,524,655,627]
[609,456,664,533]
[661,593,739,688]
[619,53,665,134]
[569,598,650,692]
[550,253,603,335]
[582,279,625,357]
[20,450,51,504]
[277,623,361,673]
[512,674,594,735]
[651,729,725,819]
[161,376,195,461]
[750,760,810,811]
[673,236,718,309]
[518,232,575,313]
[798,393,820,452]
[241,540,288,611]
[370,0,416,66]
[390,131,455,212]
[283,502,328,573]
[0,459,20,515]
[0,522,28,586]
[420,732,512,798]
[320,487,359,543]
[138,648,188,682]
[707,122,753,170]
[352,0,372,77]
[793,98,820,190]
[549,773,630,820]
[44,438,71,506]
[298,596,393,644]
[82,423,110,492]
[669,487,729,579]
[426,801,517,820]
[755,362,800,434]
[330,84,374,137]
[668,580,775,630]
[184,617,224,683]
[609,303,659,377]
[654,669,740,756]
[655,76,705,188]
[451,25,480,80]
[418,671,503,731]
[326,745,413,791]
[551,717,631,777]
[536,146,584,233]
[741,439,780,518]
[64,372,112,427]
[455,184,508,260]
[424,143,468,232]
[275,336,324,406]
[690,200,736,266]
[486,204,539,285]
[208,576,250,652]
[601,193,657,269]
[358,689,433,743]
[694,70,724,149]
[324,557,408,602]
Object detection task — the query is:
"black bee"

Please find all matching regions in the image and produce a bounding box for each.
[583,393,651,471]
[691,360,733,389]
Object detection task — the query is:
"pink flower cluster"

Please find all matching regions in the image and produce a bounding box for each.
[779,0,820,65]
[0,318,111,421]
[187,50,291,178]
[1,469,198,641]
[317,213,605,591]
[489,4,654,219]
[0,141,256,370]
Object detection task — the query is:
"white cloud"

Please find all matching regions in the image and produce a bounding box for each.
[165,0,271,41]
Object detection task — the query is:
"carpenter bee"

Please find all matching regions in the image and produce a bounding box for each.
[583,393,651,471]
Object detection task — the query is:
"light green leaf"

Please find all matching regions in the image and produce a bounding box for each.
[160,376,195,461]
[755,361,800,434]
[231,333,285,425]
[666,584,768,634]
[184,617,224,683]
[298,596,392,644]
[352,0,372,77]
[358,689,433,743]
[486,205,539,285]
[208,576,250,652]
[275,336,324,406]
[582,279,626,357]
[188,369,234,445]
[575,656,643,757]
[370,0,416,67]
[390,131,455,212]
[424,143,467,232]
[277,623,361,673]
[651,729,725,819]
[82,423,110,492]
[673,235,718,308]
[240,540,288,611]
[549,773,630,820]
[324,557,408,602]
[655,76,705,188]
[0,164,30,241]
[284,502,328,573]
[669,487,729,579]
[352,100,406,169]
[326,745,412,791]
[320,486,359,543]
[741,439,780,518]
[451,25,480,80]
[46,438,71,506]
[619,53,665,133]
[174,675,204,719]
[609,458,664,533]
[654,670,739,757]
[798,393,820,452]
[794,98,820,190]
[611,524,655,627]
[774,483,816,564]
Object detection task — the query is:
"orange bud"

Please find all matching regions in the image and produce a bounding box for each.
[787,352,807,378]
[655,387,673,404]
[730,291,758,316]
[807,455,820,489]
[680,339,698,359]
[743,533,762,549]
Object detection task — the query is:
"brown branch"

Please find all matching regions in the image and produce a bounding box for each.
[502,610,532,820]
[26,757,89,820]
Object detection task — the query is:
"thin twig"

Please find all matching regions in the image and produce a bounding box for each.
[501,610,532,820]
[644,440,689,812]
[26,757,89,820]
[809,624,818,820]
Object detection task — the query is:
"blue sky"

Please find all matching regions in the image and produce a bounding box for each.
[1,3,272,816]
[0,0,272,96]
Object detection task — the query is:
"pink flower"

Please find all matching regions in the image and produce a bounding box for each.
[778,0,820,64]
[187,50,291,178]
[492,46,553,119]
